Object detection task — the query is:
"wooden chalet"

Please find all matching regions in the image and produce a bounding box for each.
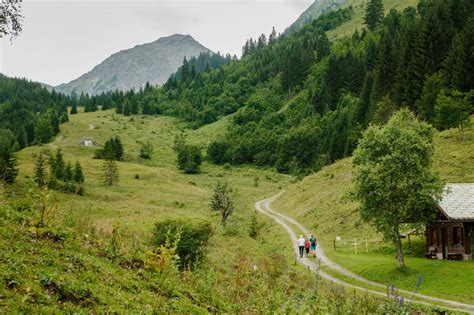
[426,184,474,260]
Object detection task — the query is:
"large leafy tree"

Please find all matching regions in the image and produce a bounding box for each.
[351,109,442,268]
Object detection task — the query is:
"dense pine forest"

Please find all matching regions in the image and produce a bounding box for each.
[0,76,70,148]
[85,0,473,174]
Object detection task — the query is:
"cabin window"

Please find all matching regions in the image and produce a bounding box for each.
[452,226,462,246]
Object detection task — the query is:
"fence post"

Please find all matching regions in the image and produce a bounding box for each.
[333,239,336,251]
[354,238,358,254]
[365,238,368,253]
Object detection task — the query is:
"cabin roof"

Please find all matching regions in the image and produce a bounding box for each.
[438,184,474,220]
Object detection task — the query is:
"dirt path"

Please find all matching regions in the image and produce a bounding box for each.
[255,192,474,313]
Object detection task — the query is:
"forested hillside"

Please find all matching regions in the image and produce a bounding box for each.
[0,76,70,148]
[87,0,473,174]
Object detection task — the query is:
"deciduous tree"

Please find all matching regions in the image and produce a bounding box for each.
[351,109,442,268]
[210,181,235,226]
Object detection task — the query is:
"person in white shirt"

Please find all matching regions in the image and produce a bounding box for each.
[297,235,306,258]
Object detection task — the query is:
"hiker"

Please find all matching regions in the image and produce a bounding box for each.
[305,239,311,257]
[297,235,305,258]
[310,234,317,257]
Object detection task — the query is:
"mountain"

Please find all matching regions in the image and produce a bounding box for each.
[285,0,347,34]
[55,34,212,95]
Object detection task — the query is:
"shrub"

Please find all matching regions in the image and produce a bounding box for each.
[248,211,259,239]
[207,141,230,164]
[153,219,213,270]
[139,142,154,159]
[176,144,202,174]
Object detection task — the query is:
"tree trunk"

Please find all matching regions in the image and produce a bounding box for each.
[459,123,464,142]
[395,232,405,268]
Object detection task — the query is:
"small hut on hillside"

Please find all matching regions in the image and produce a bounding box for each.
[426,184,474,260]
[77,138,97,147]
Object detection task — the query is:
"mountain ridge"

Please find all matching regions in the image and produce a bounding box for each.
[55,34,212,95]
[286,0,347,34]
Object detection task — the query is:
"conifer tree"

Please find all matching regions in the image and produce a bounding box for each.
[142,101,152,115]
[131,99,139,115]
[64,161,73,181]
[34,152,48,186]
[416,72,445,123]
[444,27,473,92]
[103,158,119,186]
[123,100,131,116]
[364,0,384,31]
[73,161,85,183]
[113,136,124,161]
[268,26,277,45]
[0,129,19,184]
[52,148,65,180]
[70,103,78,114]
[116,103,123,114]
[181,57,190,82]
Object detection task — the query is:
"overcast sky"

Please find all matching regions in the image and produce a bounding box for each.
[0,0,312,86]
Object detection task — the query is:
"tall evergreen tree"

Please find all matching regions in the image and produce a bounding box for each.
[52,148,65,180]
[364,0,384,31]
[443,23,473,92]
[123,100,131,116]
[130,99,139,115]
[269,26,277,45]
[103,158,119,186]
[34,152,48,186]
[416,72,445,123]
[64,161,73,181]
[70,103,78,114]
[73,161,85,183]
[0,129,19,184]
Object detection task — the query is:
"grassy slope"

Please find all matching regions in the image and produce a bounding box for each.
[272,118,474,303]
[1,110,306,312]
[327,0,419,39]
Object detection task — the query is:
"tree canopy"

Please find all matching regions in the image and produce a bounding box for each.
[351,109,443,268]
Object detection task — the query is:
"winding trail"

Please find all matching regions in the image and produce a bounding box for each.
[255,192,474,313]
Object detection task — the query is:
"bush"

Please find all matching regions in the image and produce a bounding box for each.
[152,219,213,270]
[207,141,230,164]
[176,144,202,174]
[139,142,154,159]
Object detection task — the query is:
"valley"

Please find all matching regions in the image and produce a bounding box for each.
[1,0,473,312]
